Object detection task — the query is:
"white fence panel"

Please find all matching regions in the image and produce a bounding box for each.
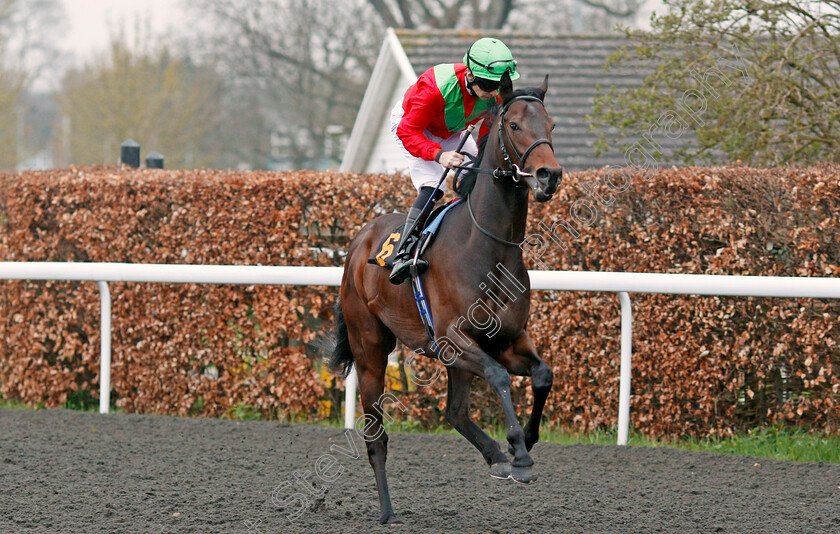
[1,262,838,445]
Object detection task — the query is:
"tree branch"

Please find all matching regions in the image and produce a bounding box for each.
[366,0,401,27]
[494,0,515,28]
[578,0,640,19]
[396,0,416,28]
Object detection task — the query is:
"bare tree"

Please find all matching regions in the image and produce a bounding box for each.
[184,0,647,169]
[188,0,382,169]
[366,0,515,29]
[0,0,65,170]
[60,37,227,169]
[0,0,66,88]
[505,0,646,32]
[578,0,643,18]
[366,0,645,30]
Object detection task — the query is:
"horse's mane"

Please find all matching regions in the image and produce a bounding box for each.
[454,85,546,198]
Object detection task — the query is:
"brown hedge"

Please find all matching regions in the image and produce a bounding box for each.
[0,164,837,439]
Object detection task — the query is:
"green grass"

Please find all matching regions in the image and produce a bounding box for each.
[0,397,34,410]
[4,397,837,463]
[366,420,840,464]
[0,391,124,414]
[530,425,840,463]
[673,426,840,463]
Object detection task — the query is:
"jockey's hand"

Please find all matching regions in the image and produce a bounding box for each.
[438,150,465,169]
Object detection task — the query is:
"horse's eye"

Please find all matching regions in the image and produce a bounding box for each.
[509,122,518,131]
[551,124,556,131]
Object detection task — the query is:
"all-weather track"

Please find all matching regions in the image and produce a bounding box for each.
[1,408,838,533]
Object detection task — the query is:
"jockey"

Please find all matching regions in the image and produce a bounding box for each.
[388,37,520,285]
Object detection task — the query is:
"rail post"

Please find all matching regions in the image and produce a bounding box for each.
[617,292,633,445]
[344,369,358,429]
[97,281,111,414]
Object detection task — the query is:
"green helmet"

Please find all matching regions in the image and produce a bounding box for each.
[463,37,520,82]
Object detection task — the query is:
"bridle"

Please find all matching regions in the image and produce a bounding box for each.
[454,94,553,182]
[463,94,554,247]
[497,95,553,182]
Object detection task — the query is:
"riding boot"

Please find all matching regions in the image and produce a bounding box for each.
[388,187,440,285]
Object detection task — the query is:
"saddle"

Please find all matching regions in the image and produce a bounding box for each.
[368,198,463,268]
[367,198,464,348]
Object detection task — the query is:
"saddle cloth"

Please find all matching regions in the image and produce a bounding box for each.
[368,198,463,268]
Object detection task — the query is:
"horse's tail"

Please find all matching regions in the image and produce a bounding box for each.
[320,297,355,377]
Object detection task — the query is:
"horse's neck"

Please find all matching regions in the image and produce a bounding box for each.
[468,151,530,251]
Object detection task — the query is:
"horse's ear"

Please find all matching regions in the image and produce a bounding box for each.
[499,70,513,99]
[539,74,549,98]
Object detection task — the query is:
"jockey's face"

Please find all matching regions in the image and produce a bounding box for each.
[466,69,499,101]
[472,84,498,101]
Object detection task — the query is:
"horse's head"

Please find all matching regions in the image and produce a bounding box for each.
[496,74,563,202]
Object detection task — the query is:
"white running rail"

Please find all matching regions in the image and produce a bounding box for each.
[0,263,342,414]
[1,262,838,445]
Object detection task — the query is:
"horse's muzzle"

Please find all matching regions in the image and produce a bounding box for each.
[534,167,562,201]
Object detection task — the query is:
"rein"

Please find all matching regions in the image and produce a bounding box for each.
[460,94,553,247]
[467,194,524,246]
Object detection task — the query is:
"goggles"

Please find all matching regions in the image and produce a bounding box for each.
[472,76,500,92]
[468,56,517,76]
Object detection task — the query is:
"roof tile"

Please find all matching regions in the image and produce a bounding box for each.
[396,29,695,169]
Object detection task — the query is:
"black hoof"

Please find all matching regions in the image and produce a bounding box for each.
[380,514,404,525]
[489,462,512,479]
[510,465,538,484]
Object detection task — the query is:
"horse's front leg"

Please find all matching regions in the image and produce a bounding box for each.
[498,331,554,452]
[448,344,537,483]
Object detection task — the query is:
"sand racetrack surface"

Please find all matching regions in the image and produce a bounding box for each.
[1,408,839,533]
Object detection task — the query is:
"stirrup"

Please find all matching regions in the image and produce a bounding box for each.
[389,255,428,285]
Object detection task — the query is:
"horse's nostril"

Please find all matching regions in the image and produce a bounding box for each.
[536,167,561,196]
[536,167,559,186]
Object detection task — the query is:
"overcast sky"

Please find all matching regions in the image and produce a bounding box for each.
[58,0,185,63]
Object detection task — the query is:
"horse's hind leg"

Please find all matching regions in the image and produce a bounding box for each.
[444,367,511,479]
[344,298,400,525]
[499,332,554,452]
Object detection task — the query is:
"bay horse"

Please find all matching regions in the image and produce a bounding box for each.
[326,74,562,524]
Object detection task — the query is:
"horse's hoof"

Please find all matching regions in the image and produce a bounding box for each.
[380,515,404,525]
[510,465,538,484]
[509,441,538,455]
[489,462,512,479]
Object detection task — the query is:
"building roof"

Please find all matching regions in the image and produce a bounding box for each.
[341,29,692,173]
